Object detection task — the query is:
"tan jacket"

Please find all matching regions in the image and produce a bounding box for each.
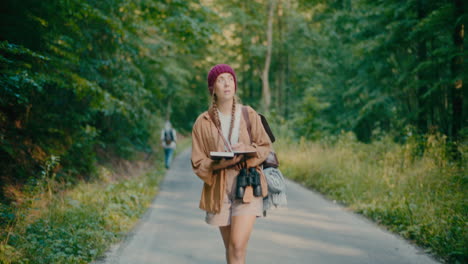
[191,105,272,214]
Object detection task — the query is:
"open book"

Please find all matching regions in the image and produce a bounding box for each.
[210,150,257,160]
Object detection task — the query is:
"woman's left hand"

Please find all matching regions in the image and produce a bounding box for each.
[211,155,244,171]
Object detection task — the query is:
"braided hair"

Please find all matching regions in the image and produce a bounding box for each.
[210,94,237,144]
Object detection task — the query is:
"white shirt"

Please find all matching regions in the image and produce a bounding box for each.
[218,104,241,150]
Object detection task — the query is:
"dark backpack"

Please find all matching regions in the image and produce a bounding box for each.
[164,129,174,145]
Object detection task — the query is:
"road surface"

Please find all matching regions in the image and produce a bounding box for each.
[95,148,439,264]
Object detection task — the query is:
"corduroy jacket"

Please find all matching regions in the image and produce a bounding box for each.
[191,105,271,214]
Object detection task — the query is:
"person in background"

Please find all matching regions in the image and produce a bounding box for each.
[161,120,177,169]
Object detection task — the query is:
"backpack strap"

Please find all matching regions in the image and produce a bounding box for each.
[259,114,275,143]
[242,106,252,144]
[242,106,276,144]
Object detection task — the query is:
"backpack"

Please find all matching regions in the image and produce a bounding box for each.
[242,106,287,214]
[164,129,174,145]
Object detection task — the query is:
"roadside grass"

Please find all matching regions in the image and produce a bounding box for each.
[0,136,191,264]
[275,132,467,263]
[0,162,163,264]
[174,134,192,155]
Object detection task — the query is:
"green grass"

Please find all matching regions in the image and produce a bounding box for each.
[0,135,192,264]
[175,134,192,154]
[0,165,163,264]
[276,132,467,263]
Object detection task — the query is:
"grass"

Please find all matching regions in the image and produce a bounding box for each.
[0,163,163,264]
[0,135,191,264]
[275,132,467,263]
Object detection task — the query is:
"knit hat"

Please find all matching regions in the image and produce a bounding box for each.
[207,64,237,95]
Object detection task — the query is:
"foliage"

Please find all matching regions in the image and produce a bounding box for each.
[205,0,466,143]
[1,0,466,262]
[2,0,465,191]
[276,133,467,263]
[0,0,216,199]
[290,0,467,142]
[0,156,165,263]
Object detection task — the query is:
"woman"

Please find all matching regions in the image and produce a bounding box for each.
[191,64,271,263]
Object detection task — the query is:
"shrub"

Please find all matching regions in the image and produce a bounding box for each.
[276,132,467,262]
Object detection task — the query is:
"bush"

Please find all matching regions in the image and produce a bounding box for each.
[0,162,163,264]
[276,132,467,263]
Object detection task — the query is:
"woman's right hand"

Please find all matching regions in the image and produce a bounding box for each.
[212,155,244,171]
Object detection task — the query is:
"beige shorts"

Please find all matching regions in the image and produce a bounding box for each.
[206,168,263,227]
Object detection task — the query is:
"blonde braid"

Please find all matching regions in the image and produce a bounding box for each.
[211,94,221,129]
[211,94,237,144]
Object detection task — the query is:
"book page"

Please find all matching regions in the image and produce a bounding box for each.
[233,150,257,156]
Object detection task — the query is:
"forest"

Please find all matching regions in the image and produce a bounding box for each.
[0,0,466,263]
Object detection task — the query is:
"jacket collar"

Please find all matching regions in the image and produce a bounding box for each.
[202,111,210,120]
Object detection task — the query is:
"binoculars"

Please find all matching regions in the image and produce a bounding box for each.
[236,167,262,200]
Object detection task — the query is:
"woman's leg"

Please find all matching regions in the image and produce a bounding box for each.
[219,225,231,262]
[228,215,256,264]
[167,148,174,168]
[164,148,170,168]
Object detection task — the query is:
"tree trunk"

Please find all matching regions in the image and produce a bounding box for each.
[451,0,464,139]
[166,99,172,121]
[276,1,283,111]
[241,0,247,102]
[416,0,428,133]
[262,0,277,112]
[284,0,290,119]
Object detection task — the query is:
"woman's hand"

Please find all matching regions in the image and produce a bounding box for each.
[212,154,244,171]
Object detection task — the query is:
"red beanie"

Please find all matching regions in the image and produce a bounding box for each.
[207,64,237,95]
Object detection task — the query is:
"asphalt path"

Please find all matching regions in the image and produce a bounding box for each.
[96,148,439,264]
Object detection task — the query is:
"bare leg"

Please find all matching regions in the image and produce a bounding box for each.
[219,225,231,263]
[228,215,256,264]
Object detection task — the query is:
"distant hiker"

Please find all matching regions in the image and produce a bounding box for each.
[161,120,177,169]
[191,64,272,264]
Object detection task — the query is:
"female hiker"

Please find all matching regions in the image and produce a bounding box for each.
[191,64,271,264]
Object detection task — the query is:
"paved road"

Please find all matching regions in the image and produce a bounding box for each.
[96,148,439,264]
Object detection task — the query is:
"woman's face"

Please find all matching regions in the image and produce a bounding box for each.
[213,73,235,103]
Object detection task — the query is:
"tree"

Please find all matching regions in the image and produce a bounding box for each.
[0,0,216,191]
[261,0,277,112]
[451,0,464,139]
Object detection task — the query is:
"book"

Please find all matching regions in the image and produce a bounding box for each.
[210,150,257,160]
[210,151,234,160]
